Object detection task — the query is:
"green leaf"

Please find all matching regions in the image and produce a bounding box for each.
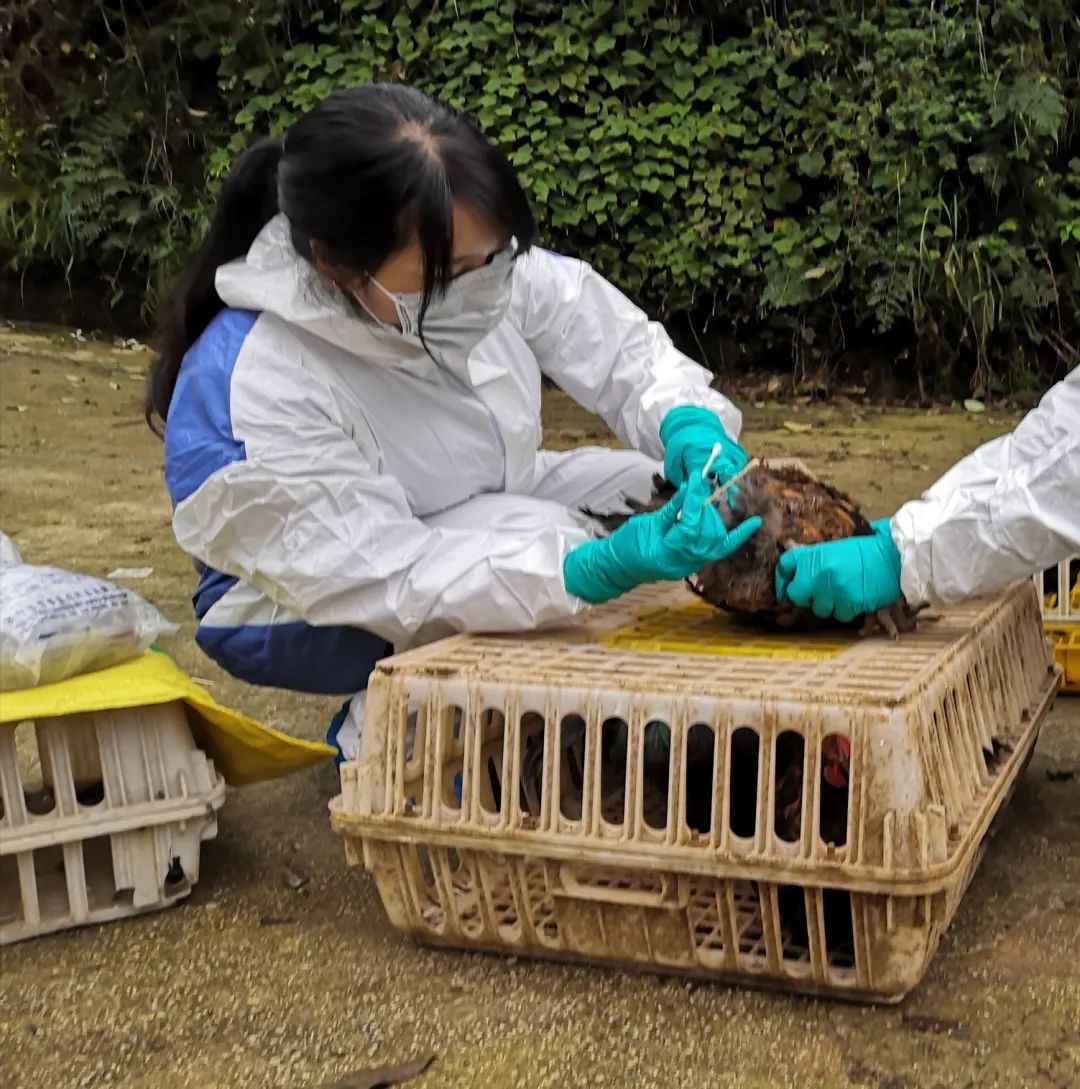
[797,150,826,178]
[244,64,272,87]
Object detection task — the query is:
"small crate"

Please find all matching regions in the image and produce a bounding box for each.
[1035,555,1080,693]
[331,580,1060,1003]
[1,700,226,943]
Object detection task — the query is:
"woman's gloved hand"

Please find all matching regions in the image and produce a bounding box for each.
[564,471,762,604]
[773,518,902,621]
[660,405,750,487]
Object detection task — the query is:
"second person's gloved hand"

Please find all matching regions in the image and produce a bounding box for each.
[773,518,902,621]
[660,405,750,488]
[564,471,762,604]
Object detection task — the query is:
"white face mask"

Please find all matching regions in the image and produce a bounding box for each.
[357,246,515,369]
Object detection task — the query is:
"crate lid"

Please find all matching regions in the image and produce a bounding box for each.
[379,582,1041,707]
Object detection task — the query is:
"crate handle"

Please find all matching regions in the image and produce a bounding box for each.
[556,866,685,909]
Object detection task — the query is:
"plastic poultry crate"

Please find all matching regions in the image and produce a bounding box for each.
[1,700,226,943]
[1035,555,1080,693]
[331,580,1059,1002]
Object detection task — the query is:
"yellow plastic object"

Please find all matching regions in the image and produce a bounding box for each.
[1040,573,1078,612]
[598,598,852,660]
[0,650,333,786]
[1034,556,1079,693]
[1046,626,1080,693]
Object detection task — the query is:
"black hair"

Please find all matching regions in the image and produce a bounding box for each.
[145,83,536,430]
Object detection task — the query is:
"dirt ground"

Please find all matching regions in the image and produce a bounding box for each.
[1,324,1077,1089]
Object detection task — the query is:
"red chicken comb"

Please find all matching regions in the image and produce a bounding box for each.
[822,734,851,789]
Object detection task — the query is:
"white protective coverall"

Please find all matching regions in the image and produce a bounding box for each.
[164,214,740,708]
[892,365,1079,605]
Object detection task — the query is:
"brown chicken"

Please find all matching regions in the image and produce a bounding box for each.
[586,459,921,637]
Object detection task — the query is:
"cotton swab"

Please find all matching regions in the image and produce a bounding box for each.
[676,443,723,521]
[708,457,760,505]
[700,442,724,479]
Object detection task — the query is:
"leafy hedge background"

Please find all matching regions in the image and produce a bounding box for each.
[3,0,1078,392]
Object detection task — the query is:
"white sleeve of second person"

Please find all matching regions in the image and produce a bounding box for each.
[891,367,1080,605]
[170,374,589,648]
[511,247,742,457]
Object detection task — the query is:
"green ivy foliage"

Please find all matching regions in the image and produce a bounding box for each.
[4,0,1078,388]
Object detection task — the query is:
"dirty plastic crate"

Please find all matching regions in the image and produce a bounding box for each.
[1035,555,1080,693]
[330,581,1059,1002]
[1,700,226,943]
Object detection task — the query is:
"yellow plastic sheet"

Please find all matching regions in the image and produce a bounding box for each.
[0,650,335,786]
[598,599,852,660]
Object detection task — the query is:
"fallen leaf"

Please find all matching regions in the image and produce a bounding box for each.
[844,1060,878,1085]
[963,398,986,413]
[783,420,813,433]
[322,1057,434,1089]
[61,397,77,405]
[65,374,83,384]
[107,566,154,580]
[753,400,766,409]
[187,107,210,118]
[109,381,121,391]
[803,265,828,279]
[283,865,310,890]
[901,1013,971,1039]
[766,376,782,394]
[8,405,28,413]
[1036,1067,1069,1089]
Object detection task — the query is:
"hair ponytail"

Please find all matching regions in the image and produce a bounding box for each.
[145,137,283,431]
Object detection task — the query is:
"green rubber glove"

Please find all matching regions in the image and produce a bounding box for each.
[564,470,762,604]
[660,405,750,487]
[773,518,902,622]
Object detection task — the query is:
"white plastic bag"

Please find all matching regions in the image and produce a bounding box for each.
[0,538,178,690]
